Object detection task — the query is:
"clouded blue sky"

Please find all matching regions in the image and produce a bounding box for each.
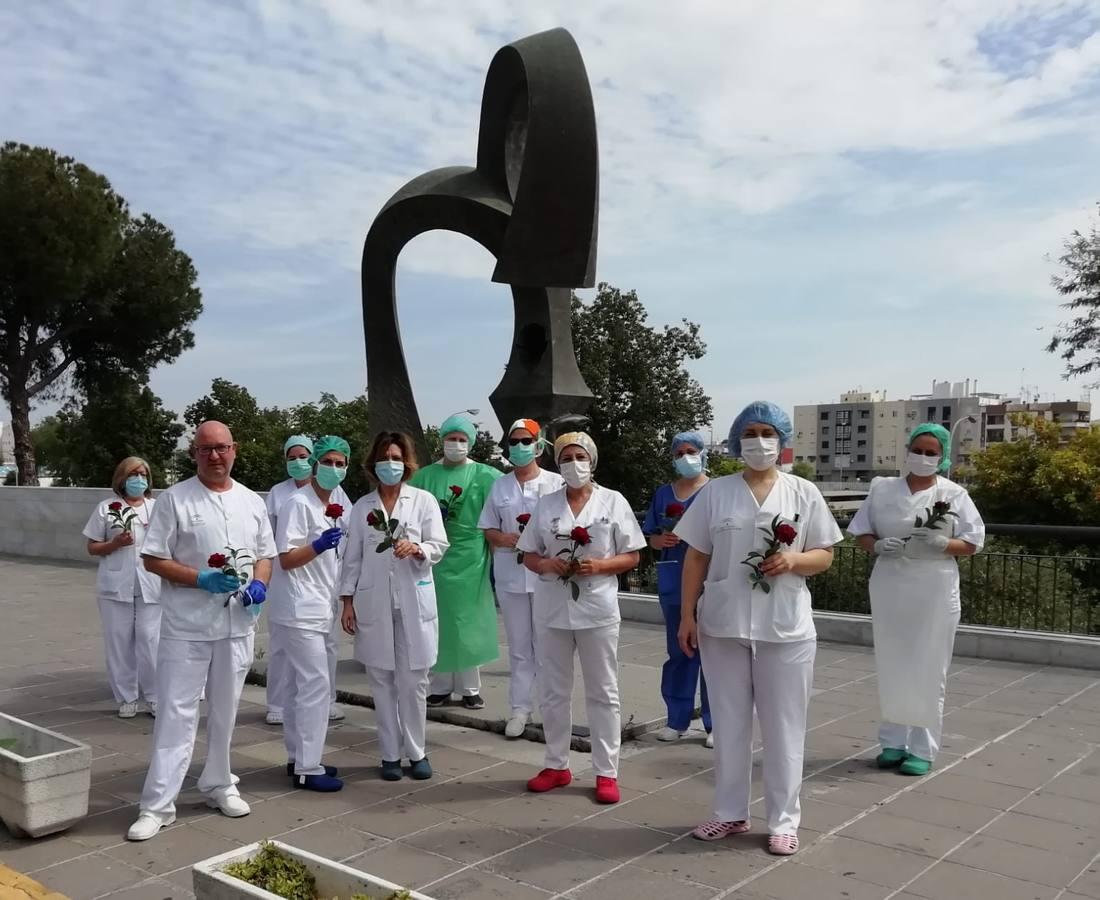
[3,0,1099,437]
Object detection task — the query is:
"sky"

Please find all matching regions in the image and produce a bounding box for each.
[3,0,1100,438]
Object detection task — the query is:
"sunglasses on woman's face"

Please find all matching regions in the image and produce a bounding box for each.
[508,437,535,446]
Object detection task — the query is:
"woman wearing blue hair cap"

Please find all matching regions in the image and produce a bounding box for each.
[849,423,984,776]
[674,401,842,855]
[642,431,712,746]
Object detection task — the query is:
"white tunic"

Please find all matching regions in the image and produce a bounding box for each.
[515,485,646,631]
[675,472,842,643]
[82,498,162,604]
[142,477,276,641]
[267,487,351,633]
[266,478,349,529]
[339,484,449,671]
[477,467,565,593]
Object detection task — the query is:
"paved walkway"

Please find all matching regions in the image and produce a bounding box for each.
[1,556,1099,899]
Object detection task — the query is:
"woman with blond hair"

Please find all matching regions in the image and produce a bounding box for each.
[83,457,162,717]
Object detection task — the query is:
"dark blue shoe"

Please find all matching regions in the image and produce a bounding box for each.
[293,773,343,792]
[381,760,403,781]
[287,762,338,777]
[409,757,432,780]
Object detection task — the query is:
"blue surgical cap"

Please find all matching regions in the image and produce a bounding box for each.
[728,401,793,456]
[670,431,707,460]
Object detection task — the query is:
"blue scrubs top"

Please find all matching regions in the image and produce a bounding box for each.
[642,481,706,602]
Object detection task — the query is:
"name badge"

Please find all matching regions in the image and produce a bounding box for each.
[189,513,205,526]
[716,518,742,533]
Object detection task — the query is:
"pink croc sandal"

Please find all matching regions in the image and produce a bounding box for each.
[767,833,799,856]
[692,819,750,842]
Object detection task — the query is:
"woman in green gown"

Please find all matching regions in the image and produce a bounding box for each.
[411,414,502,708]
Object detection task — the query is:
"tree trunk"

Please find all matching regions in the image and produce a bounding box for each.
[8,387,38,486]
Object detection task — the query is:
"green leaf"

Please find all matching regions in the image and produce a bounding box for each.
[570,581,580,601]
[388,518,399,530]
[761,581,771,594]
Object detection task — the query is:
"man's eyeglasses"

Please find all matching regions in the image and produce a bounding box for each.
[508,438,535,446]
[195,444,235,457]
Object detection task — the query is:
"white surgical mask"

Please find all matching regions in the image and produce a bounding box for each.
[741,437,780,471]
[443,440,469,463]
[559,460,592,489]
[906,452,940,477]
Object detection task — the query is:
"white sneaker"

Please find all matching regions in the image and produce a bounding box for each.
[145,701,157,718]
[328,703,346,722]
[206,794,251,818]
[656,726,684,742]
[265,710,283,725]
[118,701,139,719]
[505,713,529,739]
[127,812,174,841]
[705,733,715,749]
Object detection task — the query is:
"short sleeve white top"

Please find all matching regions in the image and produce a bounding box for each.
[477,467,565,593]
[82,497,161,604]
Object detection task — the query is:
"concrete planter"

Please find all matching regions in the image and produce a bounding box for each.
[193,840,435,900]
[0,712,92,838]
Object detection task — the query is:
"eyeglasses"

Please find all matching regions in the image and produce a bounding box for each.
[508,438,535,446]
[195,444,235,457]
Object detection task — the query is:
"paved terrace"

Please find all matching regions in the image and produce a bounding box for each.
[1,556,1099,900]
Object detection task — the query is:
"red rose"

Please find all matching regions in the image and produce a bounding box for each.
[665,503,685,518]
[449,485,463,497]
[517,513,532,525]
[366,511,379,526]
[325,503,344,519]
[932,501,951,515]
[570,526,591,545]
[775,523,797,546]
[108,501,123,511]
[208,552,228,568]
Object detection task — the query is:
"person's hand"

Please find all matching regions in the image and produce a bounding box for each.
[657,533,680,549]
[112,531,135,549]
[311,527,343,554]
[393,539,423,560]
[873,537,906,557]
[759,551,796,577]
[197,569,241,593]
[678,615,698,658]
[542,557,572,577]
[241,580,267,607]
[575,558,604,577]
[341,601,357,635]
[911,528,950,551]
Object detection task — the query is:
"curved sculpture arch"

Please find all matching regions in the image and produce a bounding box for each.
[361,28,598,456]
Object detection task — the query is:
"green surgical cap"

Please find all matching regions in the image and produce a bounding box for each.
[439,414,476,444]
[284,434,314,455]
[310,434,351,464]
[908,422,951,474]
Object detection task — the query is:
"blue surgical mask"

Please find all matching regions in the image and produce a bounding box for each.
[673,454,703,478]
[509,442,538,466]
[124,476,148,497]
[375,461,405,486]
[315,462,347,491]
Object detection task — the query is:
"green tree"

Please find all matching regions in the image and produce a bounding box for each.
[707,455,745,478]
[571,284,713,509]
[1047,205,1100,382]
[791,460,816,481]
[28,416,65,479]
[0,143,202,484]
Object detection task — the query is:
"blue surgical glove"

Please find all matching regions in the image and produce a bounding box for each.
[311,527,343,555]
[197,569,242,593]
[241,580,267,607]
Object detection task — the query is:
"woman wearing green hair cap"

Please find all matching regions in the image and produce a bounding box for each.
[410,413,502,708]
[848,423,985,776]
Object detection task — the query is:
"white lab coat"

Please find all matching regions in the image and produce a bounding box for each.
[849,476,985,740]
[516,484,645,778]
[339,484,449,672]
[676,472,841,836]
[83,498,162,605]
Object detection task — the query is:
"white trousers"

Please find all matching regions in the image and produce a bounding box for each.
[98,596,161,705]
[429,667,481,697]
[699,634,815,836]
[264,619,288,715]
[325,598,340,705]
[498,590,538,714]
[537,623,620,778]
[366,610,430,762]
[879,721,941,761]
[139,635,252,820]
[270,625,330,775]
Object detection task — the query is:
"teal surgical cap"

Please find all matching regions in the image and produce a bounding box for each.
[310,434,351,464]
[908,422,951,474]
[284,434,314,455]
[439,414,477,444]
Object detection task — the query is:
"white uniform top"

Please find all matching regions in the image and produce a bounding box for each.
[477,467,565,593]
[516,484,646,631]
[266,487,351,633]
[82,497,162,604]
[675,472,842,643]
[848,476,985,556]
[266,477,349,530]
[142,476,276,641]
[339,484,449,671]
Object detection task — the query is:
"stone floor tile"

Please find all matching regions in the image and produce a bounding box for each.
[31,853,150,898]
[744,859,901,899]
[567,862,715,899]
[905,860,1060,900]
[981,810,1098,856]
[334,798,454,840]
[345,842,465,889]
[402,815,529,864]
[464,794,592,837]
[99,875,195,899]
[911,771,1031,809]
[797,834,931,888]
[189,798,320,843]
[634,835,771,888]
[0,832,91,876]
[543,813,673,860]
[478,840,618,893]
[1065,859,1100,897]
[427,867,552,899]
[273,818,382,863]
[948,834,1091,888]
[1012,791,1100,831]
[839,809,969,858]
[103,822,241,876]
[877,788,1001,832]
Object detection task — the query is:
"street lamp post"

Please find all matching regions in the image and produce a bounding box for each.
[948,415,977,477]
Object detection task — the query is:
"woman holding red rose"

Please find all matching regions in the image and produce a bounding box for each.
[642,431,712,746]
[848,423,984,776]
[516,432,645,805]
[676,402,842,855]
[478,418,564,738]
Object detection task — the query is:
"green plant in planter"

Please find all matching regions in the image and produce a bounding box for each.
[0,738,17,751]
[224,842,316,900]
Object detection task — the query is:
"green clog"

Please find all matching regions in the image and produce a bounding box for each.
[899,755,932,776]
[876,748,907,769]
